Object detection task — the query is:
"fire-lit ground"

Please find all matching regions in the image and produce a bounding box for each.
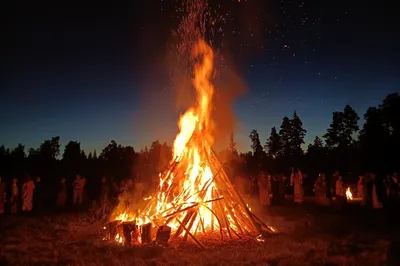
[1,203,399,266]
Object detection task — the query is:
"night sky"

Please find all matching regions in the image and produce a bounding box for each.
[2,0,399,153]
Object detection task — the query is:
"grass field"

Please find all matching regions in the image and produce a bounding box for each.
[0,202,399,266]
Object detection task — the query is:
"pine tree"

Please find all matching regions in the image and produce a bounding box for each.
[290,111,307,156]
[265,127,281,158]
[228,132,237,153]
[324,104,359,148]
[279,116,291,156]
[279,112,306,157]
[249,129,263,156]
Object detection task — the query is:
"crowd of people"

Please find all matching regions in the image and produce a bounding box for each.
[0,169,399,216]
[243,169,400,211]
[0,174,149,218]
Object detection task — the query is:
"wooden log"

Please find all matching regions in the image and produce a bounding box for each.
[164,203,198,219]
[225,205,244,235]
[121,221,136,245]
[141,223,153,244]
[199,216,205,234]
[183,212,198,242]
[176,218,205,249]
[130,225,140,245]
[251,213,275,233]
[211,189,215,232]
[156,225,171,246]
[202,205,223,238]
[173,211,195,239]
[107,220,120,240]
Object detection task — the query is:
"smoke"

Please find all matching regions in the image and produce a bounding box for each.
[212,62,248,150]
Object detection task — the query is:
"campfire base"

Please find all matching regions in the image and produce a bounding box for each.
[156,225,171,246]
[106,220,119,240]
[105,221,272,248]
[141,223,153,245]
[122,222,138,245]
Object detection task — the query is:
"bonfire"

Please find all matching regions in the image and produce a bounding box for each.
[107,40,274,248]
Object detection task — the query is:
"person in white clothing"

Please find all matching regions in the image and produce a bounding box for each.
[335,175,346,210]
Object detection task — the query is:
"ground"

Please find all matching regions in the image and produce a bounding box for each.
[1,201,399,266]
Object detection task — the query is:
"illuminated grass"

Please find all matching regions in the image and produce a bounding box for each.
[0,204,393,266]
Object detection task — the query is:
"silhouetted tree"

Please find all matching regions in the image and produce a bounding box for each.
[62,141,85,177]
[63,141,82,161]
[249,129,264,157]
[279,112,307,166]
[249,129,264,172]
[11,144,26,160]
[265,127,281,158]
[324,105,359,148]
[360,93,400,172]
[290,112,307,156]
[306,136,328,175]
[279,116,292,157]
[323,105,359,172]
[228,132,237,154]
[0,145,11,175]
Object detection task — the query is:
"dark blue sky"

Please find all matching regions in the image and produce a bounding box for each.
[2,0,399,153]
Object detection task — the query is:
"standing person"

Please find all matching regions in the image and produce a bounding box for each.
[33,176,43,212]
[335,175,346,211]
[99,176,109,218]
[362,173,370,207]
[314,173,327,205]
[325,173,332,204]
[73,175,85,206]
[271,174,280,205]
[22,176,35,212]
[9,178,19,213]
[388,175,400,199]
[279,174,287,203]
[257,172,270,206]
[331,170,341,199]
[371,173,382,209]
[291,168,304,203]
[0,176,5,215]
[57,177,67,208]
[357,175,364,199]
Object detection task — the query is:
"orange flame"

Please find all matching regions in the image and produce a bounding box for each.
[111,39,267,246]
[114,40,218,231]
[346,187,353,200]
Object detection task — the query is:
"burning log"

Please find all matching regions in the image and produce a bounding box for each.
[131,227,140,244]
[106,220,119,240]
[156,225,171,246]
[122,221,137,245]
[176,218,205,249]
[141,223,153,244]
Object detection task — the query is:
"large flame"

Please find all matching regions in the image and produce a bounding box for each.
[114,40,225,234]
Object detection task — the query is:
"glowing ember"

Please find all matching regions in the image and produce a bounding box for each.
[346,187,353,200]
[110,39,272,246]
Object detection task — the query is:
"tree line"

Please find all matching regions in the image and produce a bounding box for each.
[243,93,399,179]
[0,93,398,185]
